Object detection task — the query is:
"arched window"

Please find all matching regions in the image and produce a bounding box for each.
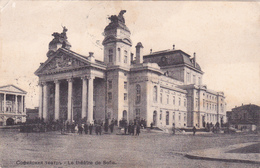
[118,48,121,62]
[136,84,141,104]
[153,86,157,102]
[166,111,169,125]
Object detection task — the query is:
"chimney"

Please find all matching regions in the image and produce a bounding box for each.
[131,53,134,63]
[173,44,175,50]
[193,52,196,67]
[89,52,95,62]
[150,49,152,54]
[135,42,144,64]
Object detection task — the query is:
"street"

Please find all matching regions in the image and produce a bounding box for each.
[0,129,259,168]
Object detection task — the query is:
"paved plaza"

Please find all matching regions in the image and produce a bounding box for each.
[0,129,259,168]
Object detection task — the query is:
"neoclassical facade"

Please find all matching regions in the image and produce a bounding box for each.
[35,11,226,128]
[0,85,27,126]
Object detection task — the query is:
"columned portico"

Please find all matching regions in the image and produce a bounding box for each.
[67,78,73,123]
[0,85,27,125]
[87,76,94,123]
[54,80,60,120]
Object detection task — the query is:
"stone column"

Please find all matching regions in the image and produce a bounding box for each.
[87,76,94,123]
[67,78,73,123]
[81,76,88,119]
[43,82,48,122]
[3,93,6,113]
[38,83,43,119]
[21,95,24,113]
[15,95,18,114]
[54,80,60,120]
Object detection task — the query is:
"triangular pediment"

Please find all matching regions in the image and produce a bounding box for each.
[0,85,26,94]
[35,49,90,75]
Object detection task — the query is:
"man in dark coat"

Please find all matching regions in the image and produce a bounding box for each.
[78,124,83,135]
[193,126,197,136]
[124,122,128,135]
[136,124,141,136]
[131,124,135,135]
[84,123,88,134]
[89,124,93,135]
[109,121,114,133]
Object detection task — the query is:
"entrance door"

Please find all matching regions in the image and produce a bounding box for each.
[6,118,14,126]
[153,111,157,126]
[123,110,127,120]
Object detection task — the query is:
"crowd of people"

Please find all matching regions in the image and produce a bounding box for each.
[58,118,145,136]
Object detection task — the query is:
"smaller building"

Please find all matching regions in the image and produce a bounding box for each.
[0,85,27,125]
[227,104,260,131]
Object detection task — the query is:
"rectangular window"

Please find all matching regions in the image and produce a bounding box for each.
[173,96,175,105]
[124,82,127,89]
[186,72,190,83]
[109,49,113,63]
[184,113,186,122]
[118,48,121,62]
[124,50,127,63]
[166,112,169,125]
[193,75,196,84]
[124,93,127,101]
[136,84,141,104]
[160,110,162,120]
[167,95,169,104]
[160,93,163,104]
[108,80,112,89]
[108,92,112,103]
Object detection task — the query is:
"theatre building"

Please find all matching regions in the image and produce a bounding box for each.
[0,85,27,126]
[35,11,226,128]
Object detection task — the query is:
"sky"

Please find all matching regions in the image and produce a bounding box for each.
[0,1,259,111]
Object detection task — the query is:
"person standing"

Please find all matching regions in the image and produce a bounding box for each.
[136,124,141,136]
[124,122,128,135]
[192,126,197,136]
[109,121,114,133]
[89,123,93,135]
[131,124,135,136]
[150,122,154,129]
[78,124,83,135]
[172,123,175,135]
[84,123,89,134]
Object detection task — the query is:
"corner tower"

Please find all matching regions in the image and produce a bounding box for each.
[102,10,132,68]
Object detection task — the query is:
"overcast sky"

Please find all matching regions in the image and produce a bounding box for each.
[0,1,259,111]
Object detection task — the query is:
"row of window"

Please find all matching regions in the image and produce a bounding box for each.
[157,111,186,126]
[202,93,217,101]
[108,81,128,90]
[153,86,186,106]
[108,49,128,63]
[186,72,201,85]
